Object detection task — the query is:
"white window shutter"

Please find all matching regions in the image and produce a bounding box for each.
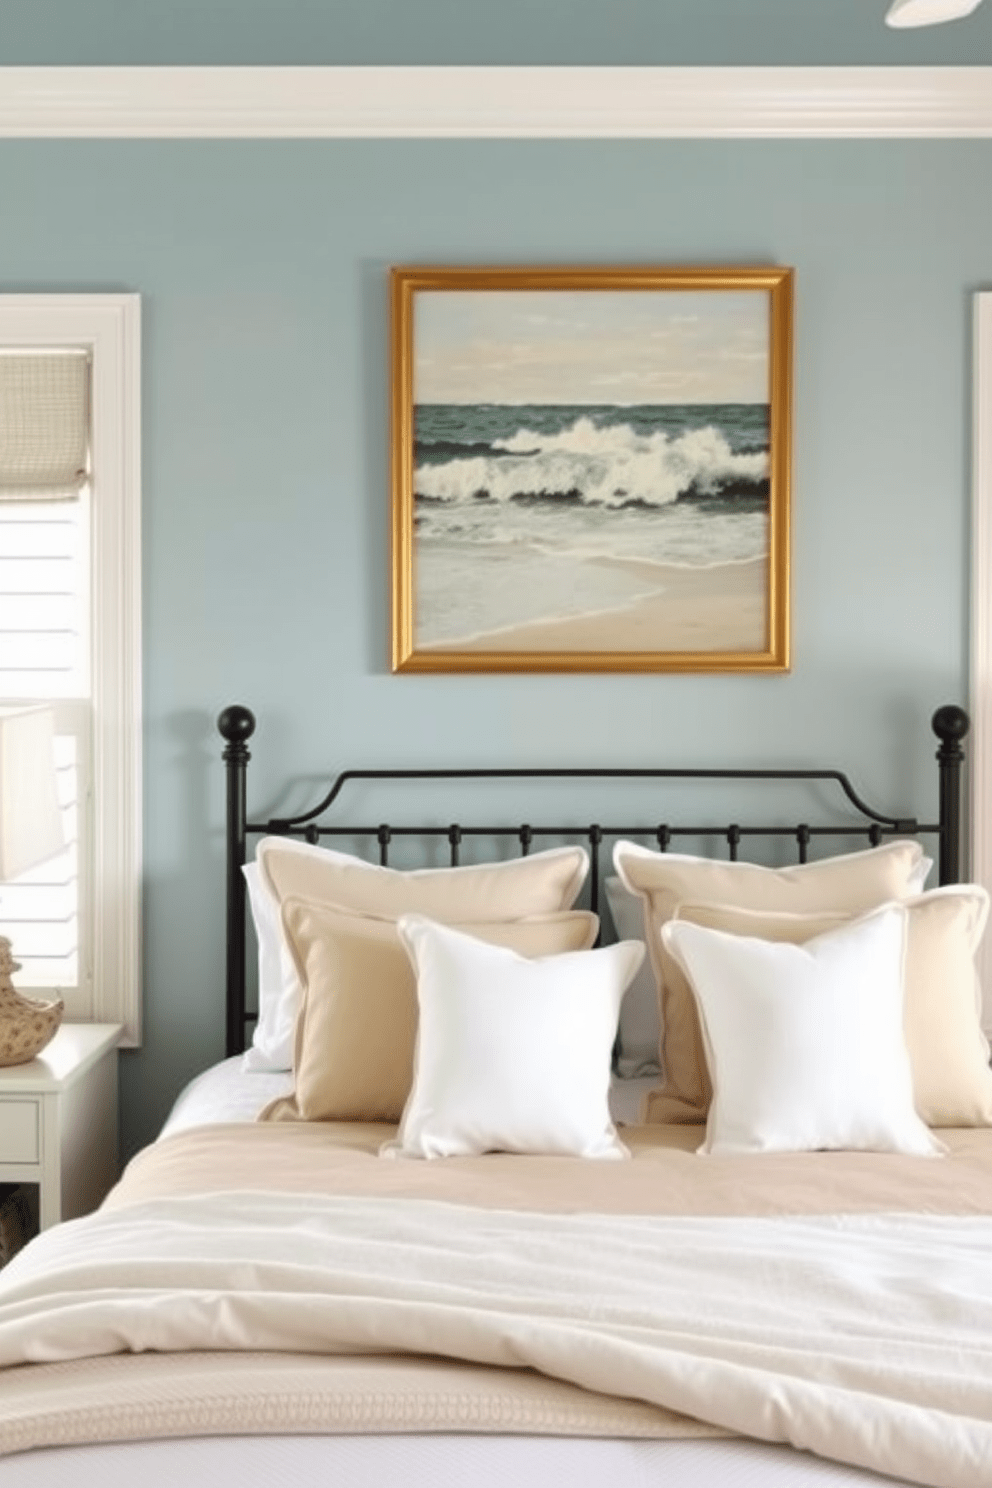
[0,499,87,698]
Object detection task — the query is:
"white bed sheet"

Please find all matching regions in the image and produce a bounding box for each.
[158,1055,293,1136]
[0,1424,917,1488]
[157,1057,661,1138]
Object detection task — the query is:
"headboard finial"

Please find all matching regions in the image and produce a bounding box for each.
[218,704,256,747]
[932,704,969,748]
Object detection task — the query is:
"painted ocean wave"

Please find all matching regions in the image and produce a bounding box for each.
[412,402,771,573]
[414,412,768,509]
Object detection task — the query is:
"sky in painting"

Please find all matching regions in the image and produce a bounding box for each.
[413,288,770,406]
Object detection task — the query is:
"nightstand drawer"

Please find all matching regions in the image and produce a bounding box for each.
[0,1100,40,1163]
[0,1026,121,1227]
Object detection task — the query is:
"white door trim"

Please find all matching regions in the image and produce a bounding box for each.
[971,292,992,1033]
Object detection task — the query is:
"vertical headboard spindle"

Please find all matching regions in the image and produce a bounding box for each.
[933,704,969,886]
[588,825,603,918]
[377,825,391,866]
[218,704,256,1059]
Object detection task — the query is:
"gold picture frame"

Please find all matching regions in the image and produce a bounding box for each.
[390,264,793,674]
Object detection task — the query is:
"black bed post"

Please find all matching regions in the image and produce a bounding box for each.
[932,704,969,886]
[218,705,256,1058]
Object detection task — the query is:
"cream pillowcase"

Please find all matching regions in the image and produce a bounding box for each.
[258,838,589,919]
[247,838,590,1072]
[660,906,943,1158]
[384,917,644,1160]
[613,838,931,1124]
[604,876,661,1076]
[259,898,599,1124]
[670,886,992,1127]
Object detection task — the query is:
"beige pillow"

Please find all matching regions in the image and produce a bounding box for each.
[613,838,930,1124]
[665,888,991,1128]
[257,838,589,921]
[260,899,599,1123]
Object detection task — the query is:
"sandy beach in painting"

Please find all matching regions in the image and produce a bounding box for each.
[423,549,767,655]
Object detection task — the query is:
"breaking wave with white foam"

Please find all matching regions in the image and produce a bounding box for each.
[415,410,768,509]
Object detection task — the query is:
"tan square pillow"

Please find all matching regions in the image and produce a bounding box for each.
[613,838,929,1123]
[665,888,991,1128]
[257,838,589,921]
[260,899,599,1123]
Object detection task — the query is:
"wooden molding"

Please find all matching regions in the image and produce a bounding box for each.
[0,65,990,138]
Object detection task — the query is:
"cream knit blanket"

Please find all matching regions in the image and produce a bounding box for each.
[1,1190,991,1487]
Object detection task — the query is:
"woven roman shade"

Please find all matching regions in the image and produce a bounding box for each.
[0,351,90,500]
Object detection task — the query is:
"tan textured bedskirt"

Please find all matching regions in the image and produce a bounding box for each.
[0,1350,722,1456]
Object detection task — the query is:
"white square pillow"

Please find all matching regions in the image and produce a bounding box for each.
[660,905,943,1158]
[669,886,992,1127]
[383,917,645,1160]
[244,838,590,1072]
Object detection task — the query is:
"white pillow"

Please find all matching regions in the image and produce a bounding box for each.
[383,917,644,1160]
[660,905,943,1158]
[604,876,661,1076]
[242,859,298,1072]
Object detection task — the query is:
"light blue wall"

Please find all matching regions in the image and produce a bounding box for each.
[2,0,992,63]
[1,6,990,1154]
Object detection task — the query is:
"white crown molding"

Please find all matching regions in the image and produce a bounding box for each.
[971,292,992,1034]
[0,65,991,138]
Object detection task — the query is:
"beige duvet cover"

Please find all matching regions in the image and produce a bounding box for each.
[106,1117,992,1219]
[2,1120,992,1486]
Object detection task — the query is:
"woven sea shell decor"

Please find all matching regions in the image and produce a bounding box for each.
[0,936,63,1067]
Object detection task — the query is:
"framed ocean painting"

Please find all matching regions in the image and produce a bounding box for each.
[390,265,792,673]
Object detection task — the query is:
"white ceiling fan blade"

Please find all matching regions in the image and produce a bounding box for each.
[886,0,984,26]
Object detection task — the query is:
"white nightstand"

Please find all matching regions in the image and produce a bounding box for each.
[0,1022,122,1231]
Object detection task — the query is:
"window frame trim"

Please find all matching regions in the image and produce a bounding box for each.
[971,292,992,1035]
[0,294,142,1044]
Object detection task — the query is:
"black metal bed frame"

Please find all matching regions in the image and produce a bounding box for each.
[218,702,970,1061]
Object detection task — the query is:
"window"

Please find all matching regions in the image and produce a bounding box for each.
[0,297,142,1042]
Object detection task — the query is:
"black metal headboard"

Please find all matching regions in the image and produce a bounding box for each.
[218,703,970,1060]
